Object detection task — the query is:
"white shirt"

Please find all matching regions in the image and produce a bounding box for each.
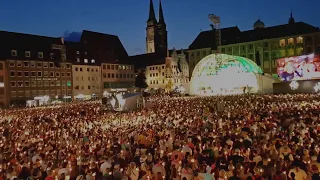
[288,167,308,180]
[58,168,70,176]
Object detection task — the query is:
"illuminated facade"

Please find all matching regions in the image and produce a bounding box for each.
[188,14,320,76]
[145,49,189,92]
[190,54,276,95]
[101,63,135,94]
[67,30,132,98]
[72,65,101,100]
[0,31,73,108]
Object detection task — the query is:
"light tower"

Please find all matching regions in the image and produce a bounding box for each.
[208,14,221,52]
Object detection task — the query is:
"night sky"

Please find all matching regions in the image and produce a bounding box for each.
[0,0,319,56]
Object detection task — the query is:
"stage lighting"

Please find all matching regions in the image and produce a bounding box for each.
[289,81,299,90]
[314,82,320,92]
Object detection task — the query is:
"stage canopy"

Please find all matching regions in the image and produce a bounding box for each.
[190,54,264,95]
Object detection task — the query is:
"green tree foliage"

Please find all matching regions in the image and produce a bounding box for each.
[135,71,148,89]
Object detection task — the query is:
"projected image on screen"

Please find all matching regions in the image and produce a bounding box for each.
[277,53,320,81]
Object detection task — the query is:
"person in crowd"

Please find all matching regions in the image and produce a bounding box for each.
[0,94,320,179]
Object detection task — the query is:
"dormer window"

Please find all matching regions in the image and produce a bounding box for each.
[11,50,17,56]
[296,36,303,44]
[84,59,88,63]
[288,38,294,45]
[38,52,43,58]
[25,51,31,57]
[279,39,286,47]
[91,59,95,63]
[84,52,87,55]
[76,51,80,55]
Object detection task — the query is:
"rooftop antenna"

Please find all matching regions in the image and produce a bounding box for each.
[208,14,221,51]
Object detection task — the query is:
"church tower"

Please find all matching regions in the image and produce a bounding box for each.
[156,0,168,54]
[146,0,158,53]
[146,0,168,54]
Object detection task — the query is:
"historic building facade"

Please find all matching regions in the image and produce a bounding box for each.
[0,29,132,107]
[0,31,73,107]
[188,13,320,76]
[146,0,168,54]
[145,49,189,92]
[67,30,134,99]
[72,64,101,100]
[130,0,190,93]
[101,63,135,95]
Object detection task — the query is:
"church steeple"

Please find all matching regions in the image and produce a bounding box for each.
[158,0,165,24]
[146,0,168,54]
[288,10,295,24]
[147,0,157,24]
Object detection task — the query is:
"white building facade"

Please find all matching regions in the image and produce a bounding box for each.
[145,49,190,93]
[72,65,101,100]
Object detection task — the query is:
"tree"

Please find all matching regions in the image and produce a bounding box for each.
[165,79,174,92]
[135,71,148,90]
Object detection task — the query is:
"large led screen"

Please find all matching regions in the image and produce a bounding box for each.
[277,53,320,81]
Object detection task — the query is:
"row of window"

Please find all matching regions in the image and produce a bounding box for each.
[11,50,46,58]
[75,76,99,81]
[149,71,188,78]
[150,72,164,77]
[149,65,165,70]
[10,71,71,77]
[74,67,99,72]
[149,78,189,85]
[76,58,95,64]
[102,73,134,79]
[10,50,96,65]
[221,37,305,53]
[189,50,211,58]
[102,64,133,70]
[10,81,71,87]
[11,90,72,98]
[9,60,71,68]
[74,85,99,90]
[279,37,304,46]
[149,65,188,71]
[231,47,305,60]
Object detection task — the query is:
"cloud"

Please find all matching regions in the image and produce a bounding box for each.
[63,31,82,42]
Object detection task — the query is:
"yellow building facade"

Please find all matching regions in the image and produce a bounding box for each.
[145,49,189,92]
[72,65,101,100]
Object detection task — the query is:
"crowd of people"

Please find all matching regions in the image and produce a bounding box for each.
[1,94,320,180]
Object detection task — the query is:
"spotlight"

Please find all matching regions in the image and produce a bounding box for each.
[314,82,320,92]
[289,81,299,90]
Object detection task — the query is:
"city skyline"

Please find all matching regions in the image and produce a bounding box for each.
[1,0,319,56]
